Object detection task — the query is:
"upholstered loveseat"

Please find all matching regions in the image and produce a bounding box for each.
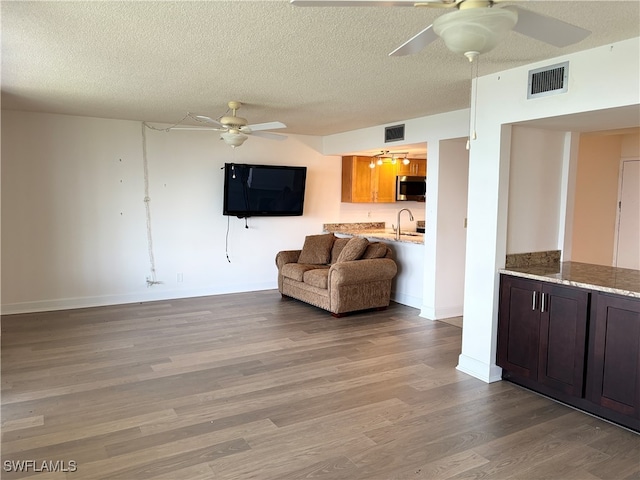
[275,233,398,317]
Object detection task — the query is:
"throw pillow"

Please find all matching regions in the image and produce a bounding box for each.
[330,237,351,264]
[361,242,388,259]
[336,237,369,263]
[297,233,336,265]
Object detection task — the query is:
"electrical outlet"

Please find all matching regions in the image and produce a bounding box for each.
[177,273,183,283]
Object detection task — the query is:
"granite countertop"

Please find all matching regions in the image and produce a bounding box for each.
[500,261,640,298]
[323,222,425,245]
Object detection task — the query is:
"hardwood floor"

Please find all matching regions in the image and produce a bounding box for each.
[2,291,638,479]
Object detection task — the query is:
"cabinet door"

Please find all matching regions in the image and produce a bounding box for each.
[497,276,541,379]
[537,284,589,396]
[396,162,412,176]
[413,159,427,176]
[374,162,397,203]
[587,293,640,419]
[397,159,426,177]
[341,156,373,203]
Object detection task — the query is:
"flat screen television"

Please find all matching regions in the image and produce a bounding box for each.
[223,163,307,218]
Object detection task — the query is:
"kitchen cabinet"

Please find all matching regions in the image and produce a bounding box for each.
[397,159,426,177]
[497,275,589,397]
[498,273,640,431]
[341,156,396,203]
[587,292,640,420]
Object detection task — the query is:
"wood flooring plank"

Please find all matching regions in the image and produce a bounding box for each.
[103,437,251,480]
[67,420,274,480]
[208,433,375,480]
[270,455,359,480]
[586,430,640,479]
[512,444,612,480]
[1,414,45,432]
[245,398,404,450]
[147,462,215,480]
[390,450,490,480]
[2,409,177,454]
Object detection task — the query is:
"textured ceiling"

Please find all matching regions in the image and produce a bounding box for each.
[2,1,639,137]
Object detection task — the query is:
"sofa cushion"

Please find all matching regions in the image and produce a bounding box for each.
[297,233,335,265]
[330,237,351,264]
[336,237,369,263]
[281,263,322,282]
[303,268,330,289]
[361,242,388,259]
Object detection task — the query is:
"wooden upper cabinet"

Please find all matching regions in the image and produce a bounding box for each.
[341,156,396,203]
[374,162,397,202]
[341,156,373,202]
[397,159,427,177]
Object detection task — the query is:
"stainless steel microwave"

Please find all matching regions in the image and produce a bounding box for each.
[396,175,426,202]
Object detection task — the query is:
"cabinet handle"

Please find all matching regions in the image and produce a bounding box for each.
[532,291,537,311]
[541,293,546,313]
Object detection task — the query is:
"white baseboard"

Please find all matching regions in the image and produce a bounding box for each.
[456,354,502,383]
[391,291,422,309]
[1,282,277,315]
[418,304,463,320]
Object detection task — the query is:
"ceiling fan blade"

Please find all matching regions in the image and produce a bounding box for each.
[290,0,417,6]
[250,131,288,141]
[191,114,224,127]
[508,6,591,48]
[170,126,223,131]
[244,121,287,131]
[389,24,439,56]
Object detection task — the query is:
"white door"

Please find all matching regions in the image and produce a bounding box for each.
[615,159,640,269]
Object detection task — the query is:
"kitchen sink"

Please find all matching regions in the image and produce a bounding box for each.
[401,232,423,237]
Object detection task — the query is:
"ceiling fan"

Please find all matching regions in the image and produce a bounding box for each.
[172,101,287,148]
[290,0,591,61]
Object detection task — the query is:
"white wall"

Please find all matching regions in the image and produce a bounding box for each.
[1,113,149,312]
[422,137,469,320]
[506,126,566,254]
[1,111,341,313]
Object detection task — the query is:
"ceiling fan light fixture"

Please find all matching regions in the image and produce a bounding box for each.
[433,7,518,56]
[221,131,248,148]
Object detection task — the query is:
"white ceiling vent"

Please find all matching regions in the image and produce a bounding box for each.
[385,124,405,143]
[528,61,569,99]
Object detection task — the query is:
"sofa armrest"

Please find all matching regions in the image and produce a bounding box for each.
[329,258,397,286]
[275,250,302,270]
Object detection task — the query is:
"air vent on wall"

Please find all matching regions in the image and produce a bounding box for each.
[385,124,405,143]
[528,61,569,99]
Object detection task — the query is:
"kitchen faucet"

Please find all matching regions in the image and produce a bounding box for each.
[395,208,414,240]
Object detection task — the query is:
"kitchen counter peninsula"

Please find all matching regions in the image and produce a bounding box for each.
[323,222,424,245]
[500,261,639,298]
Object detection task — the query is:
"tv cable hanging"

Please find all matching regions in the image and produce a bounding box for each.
[141,122,163,286]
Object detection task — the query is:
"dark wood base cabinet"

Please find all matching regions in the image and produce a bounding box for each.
[497,274,640,432]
